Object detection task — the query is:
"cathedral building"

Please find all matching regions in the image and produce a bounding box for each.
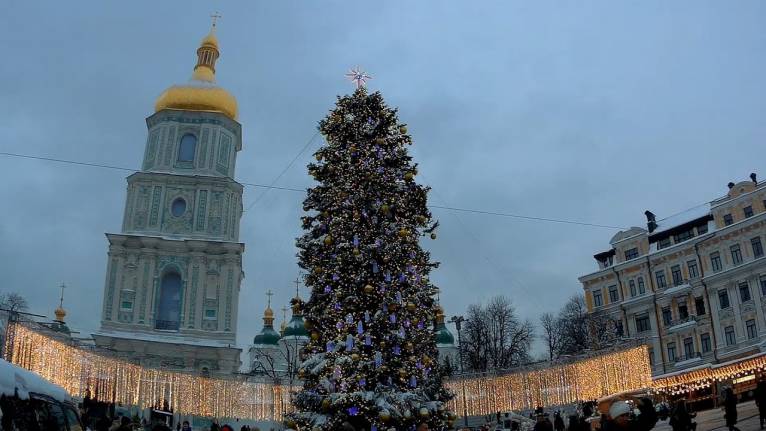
[93,24,245,375]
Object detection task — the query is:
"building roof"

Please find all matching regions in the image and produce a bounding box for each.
[253,325,281,345]
[652,204,711,235]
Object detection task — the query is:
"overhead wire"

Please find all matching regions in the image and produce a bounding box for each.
[0,150,624,230]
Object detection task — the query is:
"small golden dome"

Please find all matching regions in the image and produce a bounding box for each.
[54,306,66,322]
[201,30,219,49]
[154,27,238,120]
[264,306,274,319]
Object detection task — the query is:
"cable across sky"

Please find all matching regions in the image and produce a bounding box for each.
[0,150,626,230]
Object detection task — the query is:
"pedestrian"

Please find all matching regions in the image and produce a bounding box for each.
[416,423,429,431]
[723,388,740,431]
[116,416,132,431]
[210,421,220,431]
[602,401,631,431]
[757,379,766,429]
[181,420,192,431]
[221,425,234,431]
[534,413,554,431]
[633,397,658,431]
[554,412,565,431]
[669,400,694,431]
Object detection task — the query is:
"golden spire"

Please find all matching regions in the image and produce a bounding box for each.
[154,14,238,120]
[263,289,275,325]
[54,283,67,322]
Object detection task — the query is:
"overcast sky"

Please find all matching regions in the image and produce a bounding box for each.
[1,1,765,357]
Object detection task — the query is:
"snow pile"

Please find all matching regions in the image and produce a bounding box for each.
[0,359,69,402]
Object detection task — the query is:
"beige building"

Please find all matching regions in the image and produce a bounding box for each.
[579,174,766,377]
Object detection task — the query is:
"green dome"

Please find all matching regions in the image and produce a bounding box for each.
[435,322,455,345]
[283,314,309,337]
[254,325,281,345]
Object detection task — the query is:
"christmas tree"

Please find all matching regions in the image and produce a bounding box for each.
[287,86,454,431]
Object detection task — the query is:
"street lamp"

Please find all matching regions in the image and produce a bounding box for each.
[449,315,469,427]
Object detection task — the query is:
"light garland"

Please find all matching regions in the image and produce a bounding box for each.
[652,352,766,395]
[445,346,651,415]
[6,322,289,421]
[6,324,657,420]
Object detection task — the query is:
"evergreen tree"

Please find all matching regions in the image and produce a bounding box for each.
[287,88,454,430]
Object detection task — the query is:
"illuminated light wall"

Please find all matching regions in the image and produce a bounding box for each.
[6,323,652,420]
[445,346,652,415]
[652,353,766,395]
[5,323,289,420]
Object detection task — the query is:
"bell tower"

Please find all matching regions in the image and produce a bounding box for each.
[94,21,244,375]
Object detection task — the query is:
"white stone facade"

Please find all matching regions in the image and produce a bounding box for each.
[95,110,245,375]
[580,176,766,378]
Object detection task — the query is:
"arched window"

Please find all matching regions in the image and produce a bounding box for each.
[178,134,197,162]
[156,272,182,330]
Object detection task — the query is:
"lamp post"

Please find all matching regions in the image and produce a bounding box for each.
[449,315,469,427]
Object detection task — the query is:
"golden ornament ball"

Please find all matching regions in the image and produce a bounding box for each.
[304,320,312,329]
[398,228,408,237]
[375,137,386,146]
[322,398,331,411]
[364,284,374,294]
[298,368,306,378]
[399,369,407,377]
[404,172,414,181]
[406,342,413,351]
[285,419,297,428]
[311,331,320,340]
[351,353,360,361]
[430,233,437,240]
[324,236,333,246]
[406,302,416,312]
[399,125,408,134]
[315,153,322,161]
[353,248,360,256]
[381,204,390,214]
[379,410,392,422]
[419,407,430,418]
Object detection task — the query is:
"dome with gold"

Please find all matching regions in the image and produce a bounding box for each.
[154,26,238,120]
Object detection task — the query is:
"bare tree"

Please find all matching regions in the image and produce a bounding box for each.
[540,312,561,361]
[556,294,589,356]
[0,292,28,313]
[249,342,301,383]
[461,295,534,372]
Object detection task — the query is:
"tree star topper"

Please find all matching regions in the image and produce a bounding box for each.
[345,66,372,89]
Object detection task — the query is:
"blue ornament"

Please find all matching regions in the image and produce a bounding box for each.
[372,262,379,273]
[364,311,371,322]
[335,321,343,330]
[332,273,340,281]
[357,321,364,334]
[346,314,354,324]
[398,273,406,282]
[417,321,424,329]
[324,285,332,294]
[359,378,366,387]
[389,313,396,323]
[410,376,417,387]
[374,351,383,367]
[353,235,359,247]
[385,272,391,282]
[365,334,371,346]
[326,341,335,352]
[393,345,401,356]
[346,335,354,350]
[348,406,359,416]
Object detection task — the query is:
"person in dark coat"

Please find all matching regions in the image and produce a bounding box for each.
[554,412,565,431]
[669,400,694,431]
[757,380,766,429]
[723,388,740,431]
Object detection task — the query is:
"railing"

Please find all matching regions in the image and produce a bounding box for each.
[667,315,697,329]
[155,319,180,331]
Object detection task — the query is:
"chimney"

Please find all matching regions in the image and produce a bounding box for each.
[751,173,757,184]
[644,210,657,233]
[728,182,735,189]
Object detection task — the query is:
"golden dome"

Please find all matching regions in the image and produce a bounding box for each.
[54,306,66,322]
[154,28,238,120]
[264,306,274,319]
